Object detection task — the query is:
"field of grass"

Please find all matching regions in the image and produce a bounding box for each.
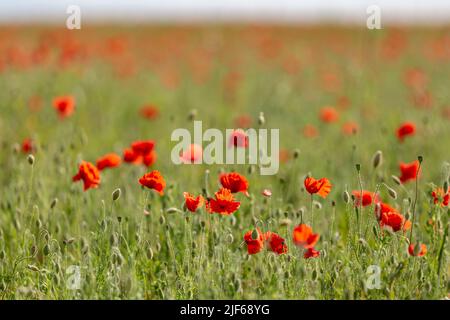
[0,25,449,299]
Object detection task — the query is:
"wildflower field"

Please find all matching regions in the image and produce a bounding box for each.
[0,26,449,300]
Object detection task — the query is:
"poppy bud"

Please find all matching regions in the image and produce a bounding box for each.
[43,244,50,256]
[375,203,381,220]
[166,207,182,214]
[418,155,423,163]
[384,184,397,199]
[30,245,37,257]
[391,175,402,186]
[27,154,35,165]
[0,250,5,260]
[64,237,75,245]
[313,201,322,210]
[188,109,197,121]
[159,215,165,225]
[355,163,361,172]
[372,150,383,169]
[251,229,259,240]
[443,180,449,192]
[112,188,121,201]
[293,149,300,159]
[155,242,161,252]
[258,112,265,126]
[279,218,292,227]
[343,191,350,203]
[50,198,58,209]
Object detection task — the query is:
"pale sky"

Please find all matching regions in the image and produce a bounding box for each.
[0,0,449,25]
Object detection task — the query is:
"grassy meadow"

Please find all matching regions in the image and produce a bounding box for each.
[0,25,449,299]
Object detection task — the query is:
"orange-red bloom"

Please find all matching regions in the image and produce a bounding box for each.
[180,144,203,164]
[399,160,420,184]
[304,247,320,259]
[293,224,320,249]
[342,121,359,135]
[304,176,331,198]
[123,140,157,167]
[72,161,101,191]
[380,210,411,232]
[303,124,319,138]
[139,170,166,195]
[96,153,121,171]
[183,192,205,212]
[220,172,249,197]
[22,138,34,154]
[265,232,288,255]
[229,129,249,148]
[53,96,75,119]
[320,107,339,123]
[352,190,380,207]
[431,187,449,207]
[397,122,416,142]
[140,105,159,120]
[206,188,240,215]
[408,243,427,257]
[244,228,265,255]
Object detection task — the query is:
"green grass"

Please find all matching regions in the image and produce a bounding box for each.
[0,25,448,299]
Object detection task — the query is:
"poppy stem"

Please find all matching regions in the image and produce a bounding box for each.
[310,194,314,227]
[409,158,422,243]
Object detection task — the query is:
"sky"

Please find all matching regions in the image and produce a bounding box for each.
[0,0,449,25]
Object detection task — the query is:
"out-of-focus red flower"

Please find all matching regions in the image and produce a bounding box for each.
[206,188,240,215]
[123,140,157,167]
[96,153,121,171]
[139,170,166,195]
[397,122,416,142]
[180,144,203,164]
[73,161,101,191]
[304,176,331,198]
[22,138,35,154]
[140,105,159,120]
[234,115,252,129]
[303,124,319,138]
[412,90,433,109]
[431,187,449,207]
[265,232,288,255]
[279,149,291,164]
[53,96,75,119]
[293,224,320,249]
[336,95,351,110]
[304,247,320,259]
[244,228,265,255]
[404,68,427,90]
[399,160,420,184]
[220,172,249,196]
[352,190,380,207]
[342,121,359,135]
[408,243,427,257]
[229,129,249,148]
[183,192,205,212]
[320,107,339,123]
[28,95,42,112]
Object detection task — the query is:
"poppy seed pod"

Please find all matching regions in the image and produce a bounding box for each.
[112,188,121,201]
[27,154,35,165]
[50,198,58,209]
[391,175,402,186]
[372,150,383,169]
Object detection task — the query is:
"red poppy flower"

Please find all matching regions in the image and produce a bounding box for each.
[22,138,34,154]
[229,129,249,148]
[399,160,420,184]
[304,176,331,198]
[304,247,320,259]
[243,228,265,255]
[220,172,249,197]
[265,232,288,255]
[72,161,101,191]
[303,124,319,138]
[342,121,359,135]
[408,243,427,257]
[139,170,166,195]
[53,96,75,119]
[352,190,380,207]
[123,140,157,167]
[397,122,416,142]
[183,192,205,212]
[293,224,320,249]
[319,107,339,123]
[380,210,411,232]
[431,187,449,207]
[140,105,159,120]
[96,153,121,171]
[206,188,240,215]
[180,144,203,164]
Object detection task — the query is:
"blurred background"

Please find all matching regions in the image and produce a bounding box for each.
[0,0,450,25]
